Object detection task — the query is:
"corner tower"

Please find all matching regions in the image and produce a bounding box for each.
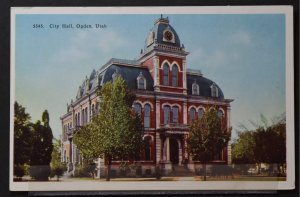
[138,16,189,94]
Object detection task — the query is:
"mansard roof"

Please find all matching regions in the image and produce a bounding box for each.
[187,74,224,99]
[101,64,154,91]
[73,58,224,101]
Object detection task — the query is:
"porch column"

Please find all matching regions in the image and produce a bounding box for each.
[166,136,170,161]
[184,134,188,161]
[155,99,161,164]
[227,106,232,165]
[69,139,73,163]
[178,139,182,166]
[183,102,187,124]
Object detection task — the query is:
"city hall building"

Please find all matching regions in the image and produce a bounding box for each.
[60,16,233,177]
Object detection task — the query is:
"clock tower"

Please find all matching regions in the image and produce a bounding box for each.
[138,16,189,94]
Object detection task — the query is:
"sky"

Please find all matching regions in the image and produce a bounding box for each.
[14,14,286,140]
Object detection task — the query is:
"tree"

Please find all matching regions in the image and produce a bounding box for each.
[187,107,231,181]
[30,110,54,181]
[50,138,66,181]
[231,130,256,164]
[14,102,33,179]
[232,114,286,175]
[74,77,144,181]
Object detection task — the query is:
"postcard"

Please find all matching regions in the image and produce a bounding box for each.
[10,6,294,191]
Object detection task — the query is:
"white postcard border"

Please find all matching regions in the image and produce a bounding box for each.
[10,6,295,191]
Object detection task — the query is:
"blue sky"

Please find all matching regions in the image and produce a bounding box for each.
[15,14,286,140]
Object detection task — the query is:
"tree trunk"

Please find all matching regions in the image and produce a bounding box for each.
[106,155,112,181]
[258,163,261,174]
[203,163,207,181]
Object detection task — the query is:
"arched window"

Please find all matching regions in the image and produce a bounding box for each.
[85,108,88,123]
[133,103,142,116]
[190,108,196,122]
[75,114,77,126]
[217,110,224,119]
[144,136,152,161]
[172,106,179,123]
[163,63,169,86]
[137,72,146,90]
[192,82,199,95]
[163,105,170,125]
[211,83,219,97]
[81,109,84,125]
[91,104,95,117]
[198,108,204,119]
[138,78,145,89]
[78,112,80,126]
[172,64,178,87]
[144,104,151,128]
[64,150,67,162]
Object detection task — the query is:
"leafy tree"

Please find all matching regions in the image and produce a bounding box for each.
[14,102,33,178]
[74,77,144,181]
[50,138,66,181]
[232,130,256,164]
[30,110,54,181]
[187,107,231,181]
[232,114,286,175]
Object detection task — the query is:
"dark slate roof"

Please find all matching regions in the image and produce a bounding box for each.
[144,17,181,49]
[99,58,140,71]
[101,64,154,91]
[74,59,224,100]
[187,74,224,99]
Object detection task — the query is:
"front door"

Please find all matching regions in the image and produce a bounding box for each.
[170,137,179,164]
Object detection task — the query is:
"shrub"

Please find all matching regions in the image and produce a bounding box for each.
[73,163,96,178]
[29,165,51,181]
[14,164,25,180]
[155,165,161,180]
[50,164,67,181]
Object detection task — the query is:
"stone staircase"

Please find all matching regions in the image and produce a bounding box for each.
[169,165,195,177]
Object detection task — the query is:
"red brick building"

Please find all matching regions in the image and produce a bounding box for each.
[61,16,233,177]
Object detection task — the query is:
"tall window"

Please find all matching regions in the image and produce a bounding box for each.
[75,114,77,126]
[78,112,80,126]
[85,108,88,123]
[91,104,95,117]
[172,64,178,87]
[192,82,199,95]
[190,108,196,122]
[82,109,84,125]
[217,110,224,119]
[163,106,170,124]
[144,104,151,128]
[137,72,146,90]
[144,136,152,161]
[163,63,169,86]
[198,108,204,119]
[138,78,145,89]
[133,103,142,116]
[172,106,179,123]
[211,83,218,97]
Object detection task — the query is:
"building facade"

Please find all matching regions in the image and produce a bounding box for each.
[61,16,233,177]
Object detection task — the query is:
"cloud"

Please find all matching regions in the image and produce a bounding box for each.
[229,30,252,46]
[188,30,252,70]
[53,29,129,65]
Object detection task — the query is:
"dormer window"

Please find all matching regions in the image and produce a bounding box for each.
[210,83,218,97]
[192,81,199,95]
[137,72,146,90]
[112,69,121,82]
